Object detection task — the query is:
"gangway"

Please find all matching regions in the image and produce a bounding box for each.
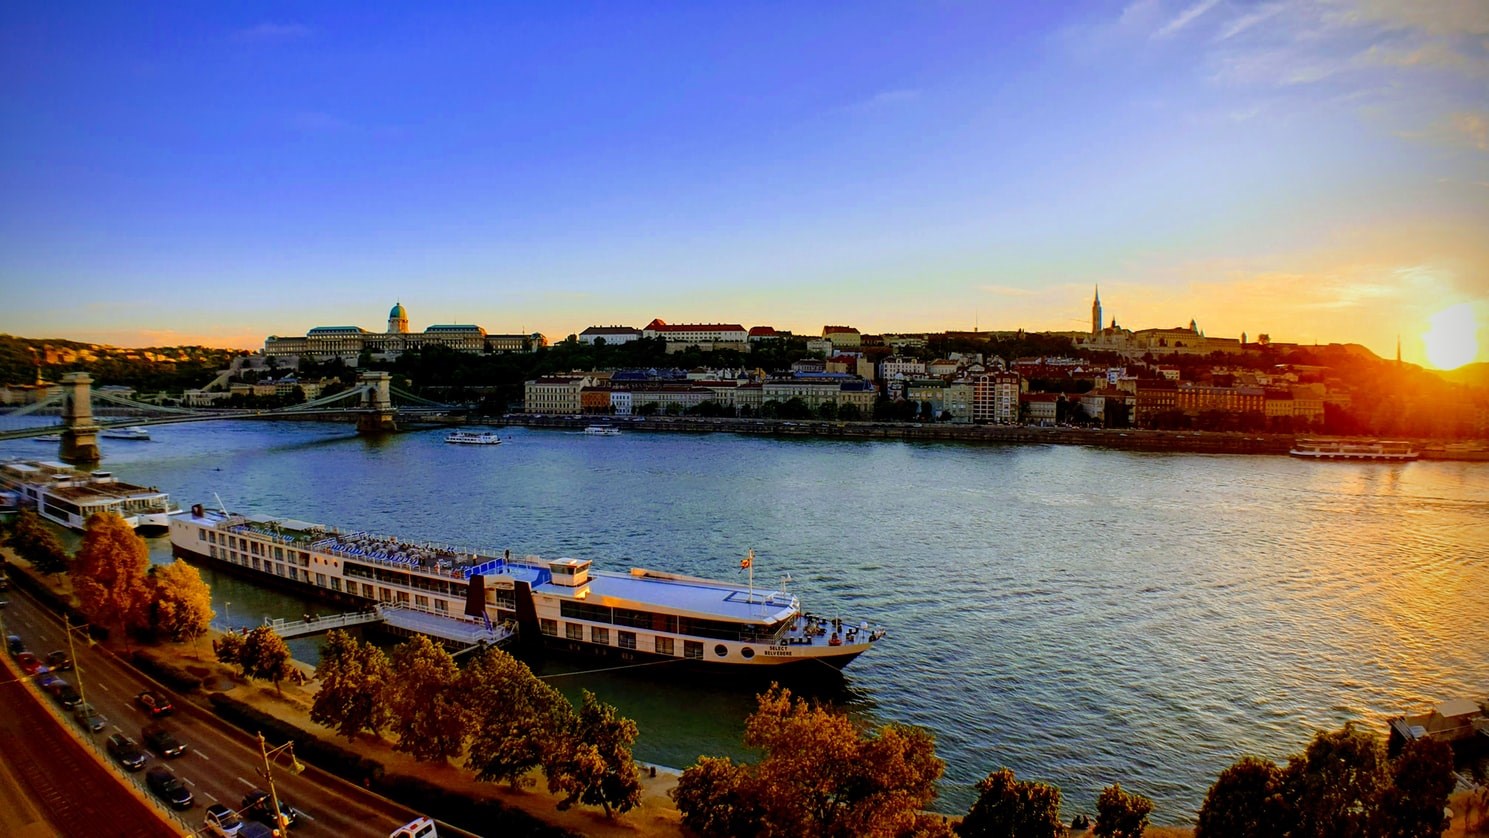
[256,603,513,647]
[261,609,383,639]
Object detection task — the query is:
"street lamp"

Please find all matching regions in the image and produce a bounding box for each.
[256,731,304,835]
[224,601,232,630]
[64,615,94,731]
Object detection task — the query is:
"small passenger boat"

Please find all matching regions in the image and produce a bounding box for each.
[583,426,621,436]
[444,431,502,445]
[1289,439,1419,461]
[101,426,152,441]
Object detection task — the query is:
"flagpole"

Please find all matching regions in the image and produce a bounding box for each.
[747,549,755,616]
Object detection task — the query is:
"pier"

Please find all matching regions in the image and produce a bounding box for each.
[258,603,514,652]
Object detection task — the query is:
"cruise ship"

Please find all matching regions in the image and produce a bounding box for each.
[0,459,179,534]
[170,504,885,671]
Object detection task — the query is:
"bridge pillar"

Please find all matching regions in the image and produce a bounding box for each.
[356,371,399,434]
[60,372,101,463]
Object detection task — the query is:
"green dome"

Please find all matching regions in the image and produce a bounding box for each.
[390,302,407,319]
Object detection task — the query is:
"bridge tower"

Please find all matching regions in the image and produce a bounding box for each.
[59,372,101,463]
[356,371,399,434]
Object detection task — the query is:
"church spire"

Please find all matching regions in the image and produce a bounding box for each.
[1092,285,1102,335]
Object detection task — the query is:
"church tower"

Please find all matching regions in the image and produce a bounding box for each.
[1092,286,1102,335]
[388,301,409,334]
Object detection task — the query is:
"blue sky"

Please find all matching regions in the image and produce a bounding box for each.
[2,2,1485,366]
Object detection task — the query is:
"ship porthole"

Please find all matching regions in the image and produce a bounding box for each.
[714,644,728,658]
[741,647,755,660]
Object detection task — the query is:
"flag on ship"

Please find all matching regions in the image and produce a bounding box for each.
[740,550,753,570]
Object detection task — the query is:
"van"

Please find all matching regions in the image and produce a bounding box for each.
[390,817,437,838]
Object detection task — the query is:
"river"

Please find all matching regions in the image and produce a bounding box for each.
[4,421,1487,821]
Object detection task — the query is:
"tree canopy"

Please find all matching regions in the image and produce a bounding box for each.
[957,767,1064,838]
[148,558,214,644]
[1195,756,1285,838]
[1094,783,1154,838]
[5,508,70,576]
[385,635,466,763]
[545,690,642,818]
[461,644,574,789]
[311,630,393,742]
[239,625,294,694]
[73,511,152,645]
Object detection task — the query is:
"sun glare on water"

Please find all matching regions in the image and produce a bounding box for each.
[1422,303,1480,369]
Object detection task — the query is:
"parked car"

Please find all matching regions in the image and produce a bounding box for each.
[145,766,194,809]
[135,689,174,717]
[47,679,83,709]
[15,651,44,675]
[6,634,23,656]
[106,733,148,771]
[203,803,244,837]
[45,650,72,671]
[237,823,276,838]
[34,671,61,691]
[73,702,107,732]
[242,789,299,829]
[142,724,188,758]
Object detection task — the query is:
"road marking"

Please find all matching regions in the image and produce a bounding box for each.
[183,777,197,786]
[202,791,218,802]
[196,751,211,761]
[299,809,315,821]
[237,776,254,788]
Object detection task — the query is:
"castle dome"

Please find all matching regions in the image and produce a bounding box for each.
[390,302,407,319]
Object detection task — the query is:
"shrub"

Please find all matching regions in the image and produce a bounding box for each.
[131,651,202,692]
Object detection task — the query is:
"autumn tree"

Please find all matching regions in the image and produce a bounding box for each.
[148,559,214,646]
[73,511,152,647]
[214,630,245,675]
[1094,783,1153,838]
[674,684,944,838]
[1380,737,1456,838]
[1195,756,1286,838]
[385,634,466,762]
[461,644,574,789]
[957,767,1064,838]
[544,690,642,818]
[311,630,393,742]
[671,756,771,838]
[240,625,294,694]
[8,508,70,576]
[1281,722,1388,838]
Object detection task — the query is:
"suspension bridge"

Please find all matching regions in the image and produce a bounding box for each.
[0,371,464,462]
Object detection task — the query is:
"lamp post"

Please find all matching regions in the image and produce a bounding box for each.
[64,615,92,732]
[224,601,231,630]
[256,731,303,834]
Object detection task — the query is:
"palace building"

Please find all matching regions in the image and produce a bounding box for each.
[264,302,547,361]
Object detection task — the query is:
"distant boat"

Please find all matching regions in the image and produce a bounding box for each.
[1289,439,1419,461]
[584,426,621,436]
[35,434,60,442]
[444,430,502,445]
[101,426,151,441]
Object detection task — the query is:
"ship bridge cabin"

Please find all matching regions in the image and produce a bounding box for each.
[549,558,591,588]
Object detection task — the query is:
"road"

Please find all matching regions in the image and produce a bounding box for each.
[2,586,430,838]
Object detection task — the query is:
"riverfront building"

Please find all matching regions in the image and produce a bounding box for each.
[264,303,546,361]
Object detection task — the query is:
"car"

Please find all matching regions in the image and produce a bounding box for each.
[73,701,107,732]
[237,823,276,838]
[45,650,72,671]
[34,671,61,691]
[15,651,44,675]
[135,689,174,717]
[203,803,244,837]
[242,789,299,829]
[142,724,188,758]
[145,766,194,810]
[47,678,83,709]
[106,733,148,771]
[6,634,23,656]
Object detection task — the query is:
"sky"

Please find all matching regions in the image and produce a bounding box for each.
[1,1,1486,368]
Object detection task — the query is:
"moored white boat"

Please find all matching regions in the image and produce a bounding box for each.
[445,430,502,445]
[583,425,621,436]
[0,459,179,534]
[101,426,151,441]
[1289,439,1419,461]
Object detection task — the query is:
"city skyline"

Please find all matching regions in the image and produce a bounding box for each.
[2,2,1486,368]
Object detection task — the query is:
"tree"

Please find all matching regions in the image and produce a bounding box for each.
[545,690,641,818]
[461,644,574,789]
[214,630,245,674]
[1380,737,1455,838]
[1094,783,1153,838]
[1195,756,1285,838]
[671,756,769,838]
[73,511,153,648]
[957,767,1064,838]
[148,559,214,646]
[385,635,465,762]
[311,630,393,742]
[1281,723,1388,838]
[8,508,71,577]
[240,625,294,695]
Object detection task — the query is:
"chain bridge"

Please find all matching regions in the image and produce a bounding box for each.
[0,371,464,462]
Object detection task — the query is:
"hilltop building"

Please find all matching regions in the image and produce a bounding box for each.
[264,303,546,361]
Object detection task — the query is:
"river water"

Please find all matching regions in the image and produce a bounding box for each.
[4,421,1487,821]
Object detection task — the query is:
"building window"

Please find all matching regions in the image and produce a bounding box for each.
[591,627,609,646]
[655,636,674,656]
[566,623,583,641]
[684,640,703,660]
[540,619,558,636]
[618,631,636,650]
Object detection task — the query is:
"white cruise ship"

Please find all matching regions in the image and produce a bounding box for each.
[0,459,179,534]
[170,504,885,671]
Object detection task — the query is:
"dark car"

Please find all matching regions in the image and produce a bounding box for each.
[6,634,23,656]
[34,671,61,691]
[74,702,107,732]
[237,823,275,838]
[15,651,43,675]
[242,789,299,829]
[145,766,194,809]
[135,689,174,717]
[203,802,243,837]
[142,724,188,758]
[47,678,83,709]
[106,733,148,771]
[45,650,72,671]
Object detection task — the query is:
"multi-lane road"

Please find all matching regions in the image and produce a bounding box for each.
[2,586,438,837]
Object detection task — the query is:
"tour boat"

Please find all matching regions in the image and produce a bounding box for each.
[583,426,621,436]
[101,426,152,441]
[444,431,502,445]
[170,504,886,671]
[0,459,179,534]
[1289,439,1419,461]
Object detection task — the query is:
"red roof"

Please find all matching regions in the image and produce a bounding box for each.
[822,325,860,335]
[749,326,779,337]
[645,321,745,332]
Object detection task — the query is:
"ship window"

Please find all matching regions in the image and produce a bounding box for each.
[683,641,703,660]
[566,623,583,641]
[655,637,674,656]
[540,619,557,636]
[714,644,728,658]
[434,599,447,612]
[199,530,206,541]
[330,579,341,592]
[741,647,755,660]
[316,573,327,587]
[275,547,284,561]
[618,631,636,650]
[362,583,375,598]
[591,627,609,646]
[561,601,614,624]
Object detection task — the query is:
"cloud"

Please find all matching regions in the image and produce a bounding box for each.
[1357,41,1489,77]
[1351,0,1489,38]
[1447,111,1489,150]
[1216,3,1286,41]
[234,22,312,43]
[1154,0,1221,39]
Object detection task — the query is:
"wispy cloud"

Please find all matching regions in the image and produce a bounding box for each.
[1154,0,1220,39]
[234,22,312,43]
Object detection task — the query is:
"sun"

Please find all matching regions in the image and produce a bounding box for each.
[1422,303,1480,369]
